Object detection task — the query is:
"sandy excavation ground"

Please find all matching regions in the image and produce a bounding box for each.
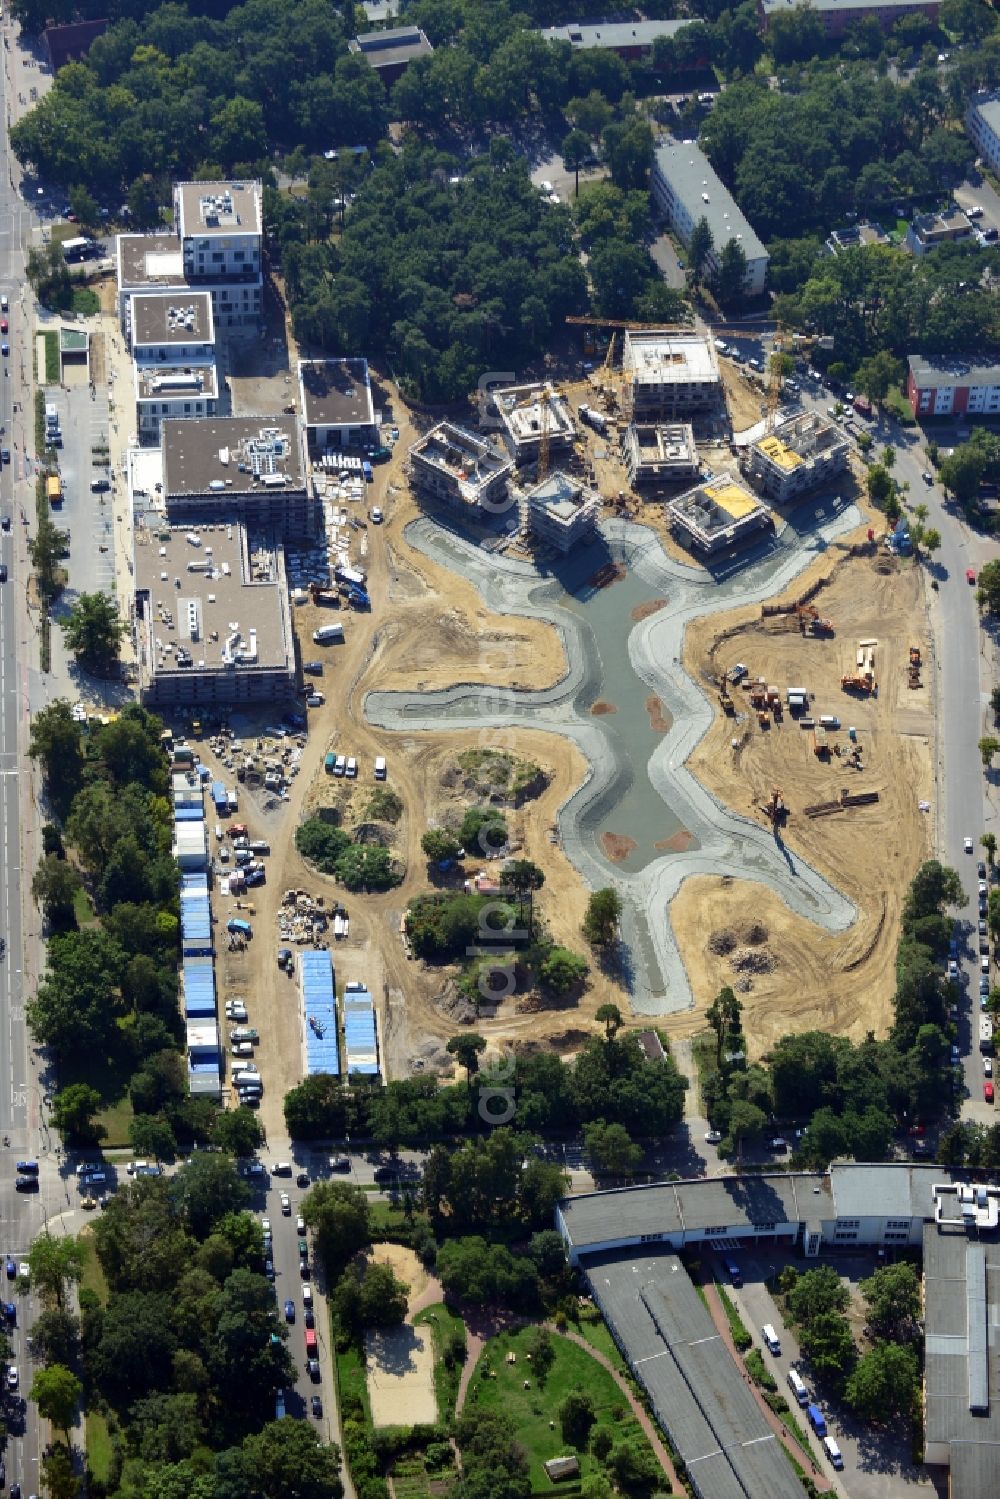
[666,528,934,1057]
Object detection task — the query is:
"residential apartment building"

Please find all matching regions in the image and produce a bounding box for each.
[651,139,769,298]
[538,19,696,58]
[758,0,941,36]
[161,416,318,538]
[518,472,600,552]
[966,92,1000,177]
[746,412,849,502]
[623,331,721,419]
[907,354,1000,419]
[298,359,375,453]
[127,291,219,443]
[905,206,974,257]
[348,25,433,85]
[408,422,514,514]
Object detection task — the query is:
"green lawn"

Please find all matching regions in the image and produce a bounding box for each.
[575,1306,625,1369]
[336,1339,372,1422]
[413,1301,466,1419]
[86,1408,114,1485]
[883,384,916,426]
[466,1326,653,1490]
[42,330,60,384]
[78,1230,108,1306]
[73,883,96,927]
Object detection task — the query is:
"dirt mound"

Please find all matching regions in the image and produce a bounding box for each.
[434,981,479,1026]
[730,946,777,974]
[738,921,769,946]
[591,700,618,715]
[708,929,737,955]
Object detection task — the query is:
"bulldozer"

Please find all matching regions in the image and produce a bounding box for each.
[841,671,876,694]
[796,603,834,635]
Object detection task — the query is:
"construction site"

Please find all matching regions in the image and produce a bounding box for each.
[672,524,933,1056]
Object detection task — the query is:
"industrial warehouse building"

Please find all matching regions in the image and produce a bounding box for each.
[518,471,600,552]
[668,474,772,555]
[650,140,769,297]
[298,358,376,453]
[623,330,721,419]
[745,412,849,503]
[622,421,699,484]
[408,421,514,514]
[491,381,577,465]
[557,1166,1000,1498]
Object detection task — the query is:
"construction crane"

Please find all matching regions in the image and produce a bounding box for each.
[565,316,693,332]
[537,384,551,485]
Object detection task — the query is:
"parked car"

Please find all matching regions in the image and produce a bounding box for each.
[311,1395,323,1418]
[704,1130,723,1145]
[280,1192,291,1214]
[284,1300,295,1323]
[296,1171,310,1187]
[987,1082,995,1104]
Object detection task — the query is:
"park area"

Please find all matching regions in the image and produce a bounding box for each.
[465,1325,663,1492]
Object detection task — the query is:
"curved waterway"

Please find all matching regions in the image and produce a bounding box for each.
[367,495,861,1013]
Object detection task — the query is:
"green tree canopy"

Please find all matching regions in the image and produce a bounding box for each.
[59,591,126,672]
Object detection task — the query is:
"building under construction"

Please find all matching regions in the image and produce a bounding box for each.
[745,411,849,504]
[622,421,699,484]
[623,330,720,419]
[668,474,773,556]
[518,471,600,553]
[492,381,577,465]
[408,421,514,513]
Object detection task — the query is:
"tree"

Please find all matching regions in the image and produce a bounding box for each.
[59,591,126,673]
[688,215,714,283]
[559,1390,596,1447]
[983,833,997,867]
[28,700,83,810]
[68,185,99,230]
[295,818,351,873]
[979,560,1000,614]
[333,1260,408,1335]
[241,1418,344,1499]
[436,1237,538,1306]
[595,1002,623,1042]
[582,888,621,947]
[334,844,401,892]
[715,237,748,307]
[50,1084,104,1145]
[523,1325,554,1384]
[421,828,463,864]
[980,737,1000,770]
[39,1442,81,1499]
[129,1113,178,1163]
[28,1234,84,1312]
[503,860,545,893]
[787,1265,850,1327]
[706,986,743,1069]
[866,465,893,508]
[562,129,591,198]
[567,91,612,139]
[725,1099,766,1153]
[213,1106,264,1158]
[844,1341,918,1421]
[447,1033,487,1081]
[460,806,508,856]
[30,1364,82,1439]
[169,1153,248,1239]
[301,1181,371,1274]
[537,946,588,996]
[30,1307,80,1369]
[584,1119,642,1178]
[855,352,903,407]
[938,444,986,506]
[859,1262,921,1341]
[799,1311,856,1384]
[32,855,82,932]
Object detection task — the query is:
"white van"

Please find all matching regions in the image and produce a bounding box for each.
[45,403,58,428]
[818,715,840,729]
[374,756,387,780]
[313,623,344,644]
[822,1436,844,1470]
[787,1368,808,1407]
[302,1285,313,1307]
[762,1324,781,1356]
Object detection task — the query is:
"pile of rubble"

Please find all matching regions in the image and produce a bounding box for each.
[729,947,776,974]
[207,727,305,802]
[708,928,737,956]
[279,888,330,946]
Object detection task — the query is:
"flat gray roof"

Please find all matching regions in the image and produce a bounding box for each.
[136,363,218,403]
[762,0,937,10]
[654,139,768,264]
[176,180,261,240]
[135,522,292,673]
[130,291,214,348]
[540,19,691,48]
[923,1225,1000,1495]
[162,417,304,498]
[118,233,186,291]
[298,359,374,432]
[348,25,433,68]
[973,95,1000,137]
[560,1173,821,1250]
[908,354,1000,390]
[587,1250,807,1499]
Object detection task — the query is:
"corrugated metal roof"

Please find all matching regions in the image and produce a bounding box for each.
[344,985,378,1076]
[183,958,216,1017]
[301,950,339,1077]
[174,804,205,821]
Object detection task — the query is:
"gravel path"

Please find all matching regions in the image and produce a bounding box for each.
[366,502,859,1014]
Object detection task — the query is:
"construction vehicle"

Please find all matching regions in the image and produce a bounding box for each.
[811,726,829,758]
[718,677,736,715]
[841,672,876,694]
[760,786,788,827]
[796,603,834,635]
[308,580,339,607]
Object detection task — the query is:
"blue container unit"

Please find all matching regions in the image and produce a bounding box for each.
[174,804,205,822]
[180,873,212,956]
[182,956,217,1019]
[211,780,229,814]
[343,981,379,1078]
[301,950,339,1078]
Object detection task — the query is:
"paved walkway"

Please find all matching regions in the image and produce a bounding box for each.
[697,1270,830,1492]
[453,1310,683,1497]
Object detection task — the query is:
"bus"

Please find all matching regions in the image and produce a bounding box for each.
[46,474,62,507]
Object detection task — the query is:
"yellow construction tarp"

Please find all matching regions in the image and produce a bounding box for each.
[706,481,761,519]
[757,435,803,471]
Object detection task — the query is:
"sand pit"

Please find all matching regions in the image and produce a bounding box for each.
[367,1242,429,1307]
[366,1325,438,1427]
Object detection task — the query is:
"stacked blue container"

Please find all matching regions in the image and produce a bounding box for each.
[301,950,339,1077]
[343,981,379,1078]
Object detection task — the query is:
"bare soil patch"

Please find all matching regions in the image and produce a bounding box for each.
[590,700,617,716]
[366,1325,437,1428]
[601,832,637,862]
[631,598,668,622]
[646,695,669,732]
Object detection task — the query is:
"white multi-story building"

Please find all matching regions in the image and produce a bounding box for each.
[175,180,262,289]
[127,291,219,442]
[651,139,769,297]
[966,92,1000,177]
[624,330,721,418]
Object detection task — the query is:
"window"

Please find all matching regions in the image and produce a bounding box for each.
[838,1219,860,1229]
[885,1219,910,1230]
[640,1232,663,1244]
